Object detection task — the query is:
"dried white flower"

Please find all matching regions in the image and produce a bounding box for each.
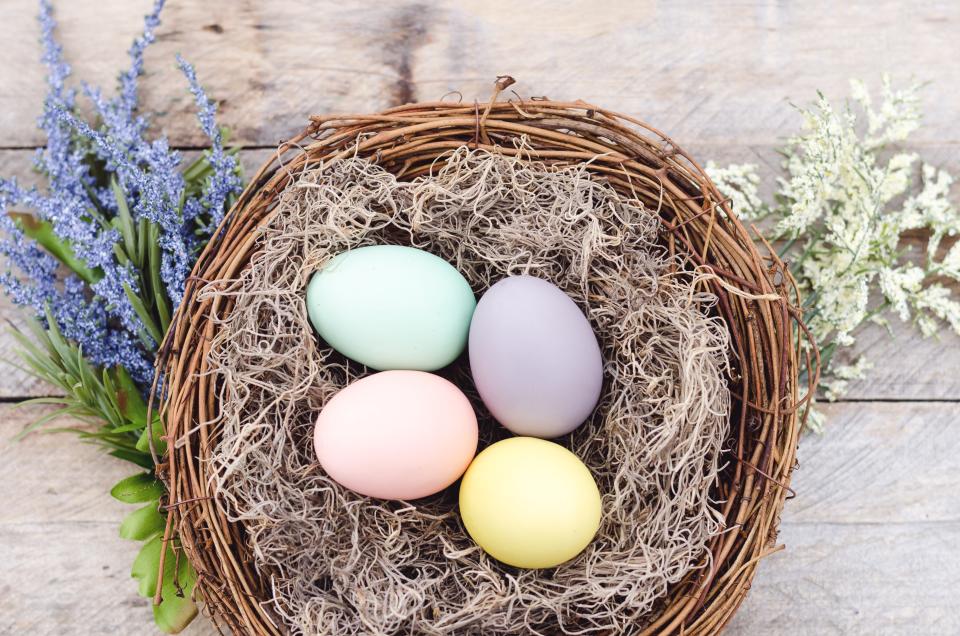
[939,242,960,281]
[914,284,960,337]
[833,356,873,380]
[854,74,922,148]
[805,406,828,434]
[878,265,925,321]
[901,164,957,260]
[711,78,959,426]
[704,162,764,220]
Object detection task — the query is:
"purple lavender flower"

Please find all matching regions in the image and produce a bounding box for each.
[178,55,242,237]
[0,0,242,387]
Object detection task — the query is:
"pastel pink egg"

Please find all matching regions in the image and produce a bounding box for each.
[314,370,478,500]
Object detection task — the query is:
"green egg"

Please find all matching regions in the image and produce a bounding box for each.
[306,245,477,370]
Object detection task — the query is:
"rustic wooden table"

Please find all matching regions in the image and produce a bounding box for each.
[2,1,958,634]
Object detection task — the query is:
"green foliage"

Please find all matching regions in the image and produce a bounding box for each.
[7,269,195,634]
[4,144,241,632]
[119,501,167,540]
[7,211,102,284]
[132,536,165,598]
[153,551,199,633]
[110,179,172,347]
[111,473,165,504]
[2,3,246,627]
[116,471,198,634]
[9,311,157,465]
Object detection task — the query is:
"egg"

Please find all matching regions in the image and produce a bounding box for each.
[314,370,478,500]
[459,437,601,569]
[306,245,477,370]
[468,276,603,438]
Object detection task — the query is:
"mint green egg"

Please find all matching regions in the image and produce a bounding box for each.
[306,246,477,370]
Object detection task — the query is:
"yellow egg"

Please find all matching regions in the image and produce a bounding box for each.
[458,437,601,569]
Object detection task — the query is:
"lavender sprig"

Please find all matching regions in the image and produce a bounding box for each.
[177,54,242,237]
[1,0,243,385]
[2,2,244,632]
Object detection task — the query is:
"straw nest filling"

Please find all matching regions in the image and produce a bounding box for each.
[201,145,732,635]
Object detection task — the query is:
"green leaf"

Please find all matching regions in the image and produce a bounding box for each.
[182,154,212,182]
[43,331,68,369]
[7,212,102,284]
[154,549,198,633]
[22,315,59,359]
[13,404,85,440]
[112,241,130,266]
[147,221,172,333]
[76,347,104,398]
[114,366,149,428]
[111,473,164,503]
[136,417,167,456]
[7,316,158,459]
[43,306,77,370]
[101,420,148,434]
[137,216,149,271]
[131,533,199,633]
[119,502,166,541]
[111,177,138,264]
[123,282,163,345]
[9,396,75,407]
[9,324,53,361]
[8,342,63,385]
[131,535,163,598]
[111,448,156,470]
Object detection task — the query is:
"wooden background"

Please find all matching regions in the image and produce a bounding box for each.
[2,1,959,634]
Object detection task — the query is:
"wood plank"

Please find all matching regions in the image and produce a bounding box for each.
[838,314,960,401]
[1,0,959,148]
[3,523,217,636]
[4,401,958,634]
[0,405,215,635]
[728,401,960,635]
[2,146,959,401]
[727,522,960,635]
[780,401,960,525]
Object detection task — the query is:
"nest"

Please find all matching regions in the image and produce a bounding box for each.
[156,84,813,635]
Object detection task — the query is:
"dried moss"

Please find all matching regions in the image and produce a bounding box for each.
[201,146,731,635]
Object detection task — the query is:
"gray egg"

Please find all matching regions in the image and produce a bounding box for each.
[468,276,604,438]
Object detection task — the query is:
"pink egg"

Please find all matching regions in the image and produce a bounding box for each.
[314,370,478,500]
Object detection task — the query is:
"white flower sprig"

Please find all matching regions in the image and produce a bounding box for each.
[707,76,959,430]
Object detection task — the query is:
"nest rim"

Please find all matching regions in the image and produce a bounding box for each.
[155,84,815,636]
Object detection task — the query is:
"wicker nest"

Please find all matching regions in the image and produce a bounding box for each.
[156,79,814,635]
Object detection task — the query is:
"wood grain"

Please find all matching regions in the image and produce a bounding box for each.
[728,401,960,635]
[1,0,959,148]
[4,401,957,634]
[0,405,215,635]
[728,522,960,635]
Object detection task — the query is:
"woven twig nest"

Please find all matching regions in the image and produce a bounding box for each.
[157,81,813,635]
